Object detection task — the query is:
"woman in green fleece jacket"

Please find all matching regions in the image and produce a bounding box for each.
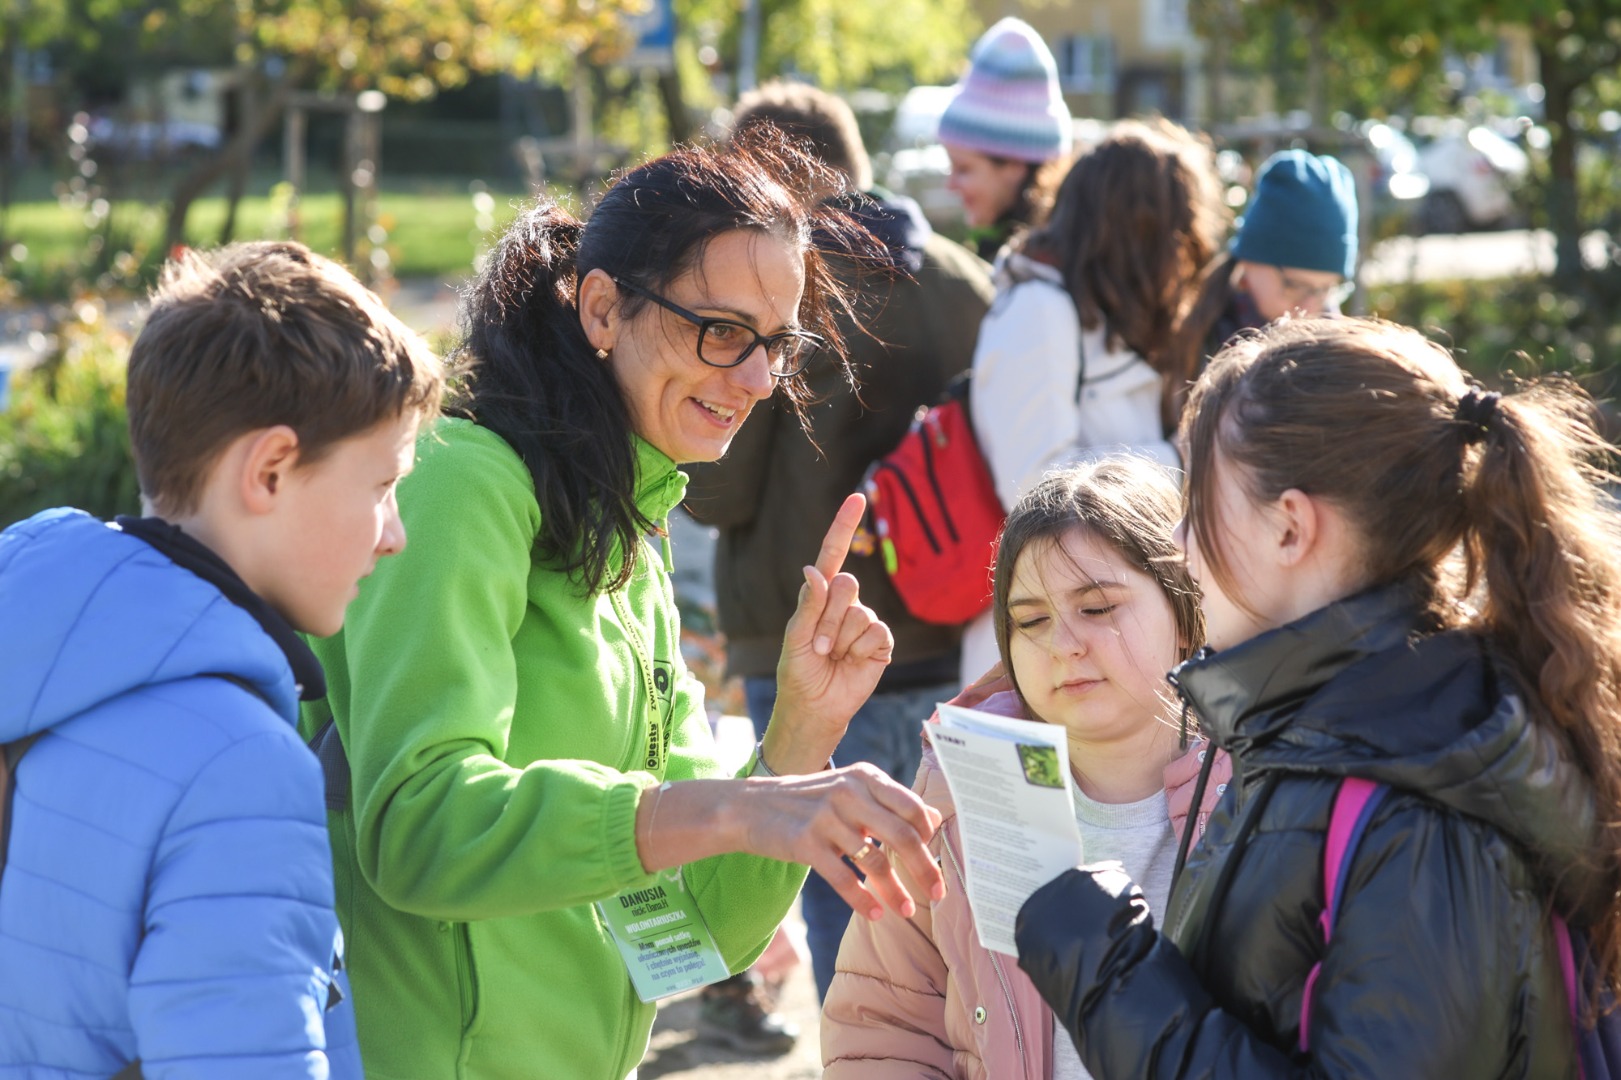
[303,134,945,1079]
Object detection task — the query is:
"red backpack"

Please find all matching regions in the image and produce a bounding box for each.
[858,375,1004,626]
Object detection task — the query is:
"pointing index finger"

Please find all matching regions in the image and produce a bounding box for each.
[814,492,866,581]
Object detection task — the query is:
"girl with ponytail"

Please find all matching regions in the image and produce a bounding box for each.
[305,132,946,1079]
[1013,316,1621,1077]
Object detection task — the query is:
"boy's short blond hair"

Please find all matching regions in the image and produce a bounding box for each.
[127,241,443,515]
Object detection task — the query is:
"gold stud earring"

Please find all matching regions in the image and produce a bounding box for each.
[595,348,609,360]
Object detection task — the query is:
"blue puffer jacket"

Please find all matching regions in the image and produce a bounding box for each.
[0,509,360,1079]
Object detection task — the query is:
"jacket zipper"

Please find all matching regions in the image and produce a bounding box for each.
[943,824,1027,1072]
[876,460,942,555]
[1166,648,1220,893]
[916,415,960,543]
[453,922,479,1034]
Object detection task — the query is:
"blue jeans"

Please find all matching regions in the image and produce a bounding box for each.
[744,675,958,1002]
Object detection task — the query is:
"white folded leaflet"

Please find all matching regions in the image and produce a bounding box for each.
[931,702,1085,957]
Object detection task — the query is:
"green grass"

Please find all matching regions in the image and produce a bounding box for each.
[2,184,533,299]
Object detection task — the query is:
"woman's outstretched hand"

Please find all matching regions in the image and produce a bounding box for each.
[635,766,946,921]
[766,494,893,772]
[742,764,944,920]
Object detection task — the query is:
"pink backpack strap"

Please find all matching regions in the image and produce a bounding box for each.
[1554,913,1588,1080]
[1299,777,1388,1053]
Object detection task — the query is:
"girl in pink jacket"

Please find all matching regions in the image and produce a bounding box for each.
[822,456,1231,1080]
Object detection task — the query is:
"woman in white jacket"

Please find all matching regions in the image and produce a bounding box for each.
[962,119,1228,681]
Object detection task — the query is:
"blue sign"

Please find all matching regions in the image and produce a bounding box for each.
[626,0,676,71]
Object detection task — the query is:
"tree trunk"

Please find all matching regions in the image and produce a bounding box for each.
[656,68,691,145]
[1536,38,1583,286]
[166,70,295,252]
[1270,9,1295,116]
[1202,1,1228,127]
[218,68,258,245]
[0,24,21,256]
[1304,3,1326,124]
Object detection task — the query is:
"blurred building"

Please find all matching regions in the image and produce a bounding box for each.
[973,0,1201,121]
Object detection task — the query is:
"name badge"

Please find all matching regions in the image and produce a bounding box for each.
[597,867,730,1002]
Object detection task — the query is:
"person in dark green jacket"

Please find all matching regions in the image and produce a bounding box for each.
[685,81,995,1010]
[303,135,945,1080]
[1014,317,1621,1077]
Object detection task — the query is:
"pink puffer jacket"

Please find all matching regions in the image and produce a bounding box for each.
[821,681,1231,1080]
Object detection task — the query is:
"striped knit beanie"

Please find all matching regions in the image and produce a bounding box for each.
[937,18,1072,163]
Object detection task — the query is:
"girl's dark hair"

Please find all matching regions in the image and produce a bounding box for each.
[451,132,867,594]
[992,457,1205,711]
[1167,252,1241,421]
[994,155,1068,238]
[1021,119,1228,433]
[1182,316,1621,983]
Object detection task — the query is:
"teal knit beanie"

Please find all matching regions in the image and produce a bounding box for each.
[1232,150,1359,278]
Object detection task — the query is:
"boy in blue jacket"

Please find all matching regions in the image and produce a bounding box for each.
[0,241,443,1079]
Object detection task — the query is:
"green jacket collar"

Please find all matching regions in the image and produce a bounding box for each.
[633,437,688,522]
[633,437,686,574]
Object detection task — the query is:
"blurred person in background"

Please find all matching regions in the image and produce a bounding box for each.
[686,81,995,1022]
[1171,149,1359,390]
[958,119,1229,684]
[937,17,1073,262]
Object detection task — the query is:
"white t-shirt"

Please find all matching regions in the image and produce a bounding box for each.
[1050,785,1177,1080]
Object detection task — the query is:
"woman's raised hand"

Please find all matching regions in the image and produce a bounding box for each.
[766,494,893,771]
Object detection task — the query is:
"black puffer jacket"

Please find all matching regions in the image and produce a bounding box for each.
[1015,584,1602,1078]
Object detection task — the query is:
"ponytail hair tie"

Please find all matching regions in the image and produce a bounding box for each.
[1455,388,1502,443]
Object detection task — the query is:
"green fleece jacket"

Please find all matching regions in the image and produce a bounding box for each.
[302,418,806,1080]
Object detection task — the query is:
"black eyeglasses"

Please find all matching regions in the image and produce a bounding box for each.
[613,277,823,377]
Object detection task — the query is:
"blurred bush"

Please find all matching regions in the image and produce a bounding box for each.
[4,272,1618,539]
[0,314,140,529]
[1366,272,1621,402]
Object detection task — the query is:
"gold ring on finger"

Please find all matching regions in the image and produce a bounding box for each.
[849,842,876,864]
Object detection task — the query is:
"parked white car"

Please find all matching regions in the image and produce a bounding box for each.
[1413,121,1529,233]
[84,117,222,161]
[881,86,962,228]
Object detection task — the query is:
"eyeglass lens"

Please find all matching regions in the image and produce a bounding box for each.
[700,323,815,374]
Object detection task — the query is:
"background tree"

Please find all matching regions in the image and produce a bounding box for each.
[1202,0,1621,284]
[662,0,978,144]
[1192,0,1470,125]
[137,0,643,250]
[1,0,69,251]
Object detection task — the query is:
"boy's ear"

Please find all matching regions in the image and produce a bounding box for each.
[237,425,303,514]
[1272,488,1320,569]
[576,268,621,356]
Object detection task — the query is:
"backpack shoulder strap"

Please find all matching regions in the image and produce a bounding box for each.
[2,731,46,774]
[1074,327,1087,403]
[1553,915,1583,1035]
[1,733,145,1079]
[1322,777,1387,923]
[1299,776,1390,1053]
[0,730,48,888]
[203,674,349,814]
[203,671,270,705]
[307,718,350,814]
